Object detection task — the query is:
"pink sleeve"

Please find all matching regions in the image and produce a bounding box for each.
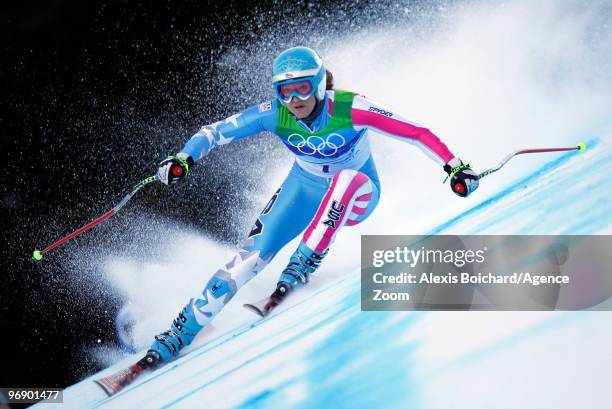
[349,94,455,165]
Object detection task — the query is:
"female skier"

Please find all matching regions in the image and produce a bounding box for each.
[144,46,478,370]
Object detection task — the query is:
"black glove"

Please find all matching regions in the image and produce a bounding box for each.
[444,159,479,197]
[157,155,194,185]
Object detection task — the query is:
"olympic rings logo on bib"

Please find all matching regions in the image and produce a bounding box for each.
[286,133,346,157]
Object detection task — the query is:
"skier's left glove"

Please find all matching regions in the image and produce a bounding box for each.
[157,154,194,185]
[444,158,479,197]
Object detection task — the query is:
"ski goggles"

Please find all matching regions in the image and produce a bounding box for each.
[275,77,316,104]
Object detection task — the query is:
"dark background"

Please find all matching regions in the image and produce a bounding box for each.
[0,0,432,400]
[0,0,301,393]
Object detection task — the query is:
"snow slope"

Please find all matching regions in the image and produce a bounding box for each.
[35,136,612,408]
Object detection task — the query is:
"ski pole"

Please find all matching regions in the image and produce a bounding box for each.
[476,142,587,180]
[445,142,586,194]
[32,174,158,261]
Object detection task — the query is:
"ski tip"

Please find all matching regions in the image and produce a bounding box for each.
[243,303,266,318]
[93,364,143,397]
[94,378,121,397]
[577,142,587,152]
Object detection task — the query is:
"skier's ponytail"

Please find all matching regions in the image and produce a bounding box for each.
[325,69,334,90]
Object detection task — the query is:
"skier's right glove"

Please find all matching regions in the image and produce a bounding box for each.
[443,158,479,197]
[157,154,194,185]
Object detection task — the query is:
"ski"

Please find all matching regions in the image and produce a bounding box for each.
[94,350,162,396]
[94,364,143,396]
[243,282,291,318]
[243,297,281,318]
